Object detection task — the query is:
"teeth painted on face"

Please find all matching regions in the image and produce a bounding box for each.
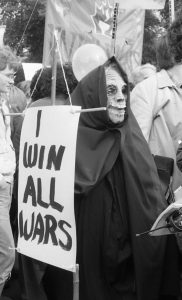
[109,106,125,112]
[110,110,125,115]
[107,106,126,123]
[108,105,126,109]
[109,110,125,120]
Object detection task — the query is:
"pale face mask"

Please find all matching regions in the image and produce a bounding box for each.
[105,67,127,124]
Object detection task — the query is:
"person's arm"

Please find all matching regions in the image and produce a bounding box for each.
[130,79,156,142]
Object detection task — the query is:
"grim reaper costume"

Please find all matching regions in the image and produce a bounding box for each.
[72,57,181,300]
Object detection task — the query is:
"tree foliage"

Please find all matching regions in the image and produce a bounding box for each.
[160,0,182,29]
[142,10,162,65]
[142,0,182,65]
[0,0,46,62]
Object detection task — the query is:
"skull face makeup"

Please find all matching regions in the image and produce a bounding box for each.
[105,66,127,124]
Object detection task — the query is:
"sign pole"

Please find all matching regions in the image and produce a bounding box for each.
[111,2,119,56]
[51,29,58,105]
[73,264,79,300]
[169,0,175,24]
[53,28,80,300]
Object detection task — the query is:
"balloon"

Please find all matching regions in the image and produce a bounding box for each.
[72,44,108,81]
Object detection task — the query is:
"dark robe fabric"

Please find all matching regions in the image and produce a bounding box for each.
[72,56,181,300]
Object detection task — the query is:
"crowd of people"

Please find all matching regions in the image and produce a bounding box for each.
[0,8,182,300]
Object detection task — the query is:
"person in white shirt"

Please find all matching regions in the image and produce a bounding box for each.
[0,47,19,296]
[130,11,182,299]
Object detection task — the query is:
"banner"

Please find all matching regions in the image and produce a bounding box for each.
[116,0,166,9]
[43,0,146,80]
[17,106,80,272]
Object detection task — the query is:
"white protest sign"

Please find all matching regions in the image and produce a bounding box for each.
[17,106,80,272]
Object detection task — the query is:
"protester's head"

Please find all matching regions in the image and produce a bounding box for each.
[30,63,78,102]
[105,62,128,124]
[0,73,13,94]
[72,56,129,130]
[0,46,20,75]
[0,46,20,92]
[131,63,157,85]
[156,11,182,70]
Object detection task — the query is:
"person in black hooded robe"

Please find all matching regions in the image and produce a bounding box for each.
[72,57,181,300]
